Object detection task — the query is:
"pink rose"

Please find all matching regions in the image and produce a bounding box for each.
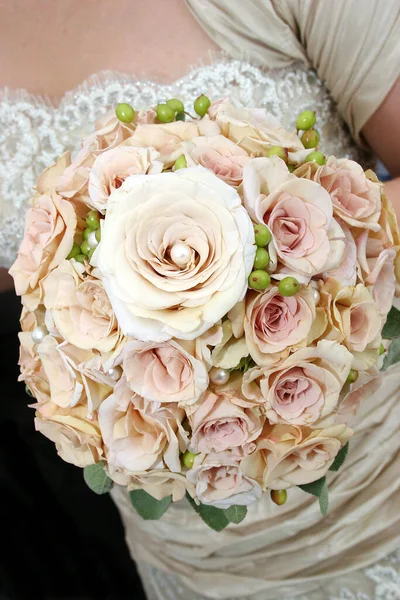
[122,339,208,406]
[315,157,382,231]
[241,422,352,489]
[185,135,249,186]
[98,376,187,472]
[244,286,320,365]
[242,340,353,427]
[88,145,163,213]
[190,389,263,454]
[9,193,77,310]
[186,451,262,508]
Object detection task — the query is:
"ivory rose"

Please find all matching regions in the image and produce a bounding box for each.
[93,167,255,342]
[244,286,324,365]
[35,402,103,468]
[242,340,353,427]
[9,192,77,310]
[122,339,208,406]
[323,221,358,286]
[186,451,262,508]
[243,157,345,278]
[98,376,188,473]
[315,157,382,231]
[185,135,249,186]
[42,260,122,352]
[241,422,352,489]
[190,389,263,454]
[88,146,163,213]
[209,100,303,156]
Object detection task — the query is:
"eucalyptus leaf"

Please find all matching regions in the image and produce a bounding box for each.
[382,338,400,371]
[382,306,400,340]
[83,462,114,495]
[329,442,349,472]
[224,505,247,524]
[186,493,230,531]
[129,490,172,520]
[299,476,329,516]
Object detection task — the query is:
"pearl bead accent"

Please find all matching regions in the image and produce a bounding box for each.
[312,289,321,304]
[31,325,48,344]
[170,242,191,267]
[88,230,99,249]
[209,367,230,386]
[107,366,122,381]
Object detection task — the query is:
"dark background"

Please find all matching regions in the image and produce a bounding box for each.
[0,290,146,600]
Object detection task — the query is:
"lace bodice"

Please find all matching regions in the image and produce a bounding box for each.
[0,59,370,269]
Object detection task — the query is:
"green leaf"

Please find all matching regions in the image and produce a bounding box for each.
[186,493,230,531]
[382,306,400,340]
[83,462,114,495]
[329,442,349,472]
[129,490,172,520]
[299,476,329,516]
[224,505,247,524]
[382,338,400,371]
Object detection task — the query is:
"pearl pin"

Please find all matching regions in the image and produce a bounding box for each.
[88,230,99,249]
[209,367,230,386]
[170,242,191,267]
[312,289,321,304]
[31,325,48,344]
[107,366,122,381]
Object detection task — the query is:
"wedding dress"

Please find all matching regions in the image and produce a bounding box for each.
[1,59,399,599]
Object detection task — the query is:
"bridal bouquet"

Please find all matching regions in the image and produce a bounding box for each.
[10,95,400,531]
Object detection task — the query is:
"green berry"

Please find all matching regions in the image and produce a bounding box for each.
[254,224,271,247]
[86,210,100,229]
[67,243,81,260]
[346,369,359,384]
[305,151,326,166]
[115,103,135,123]
[296,110,316,131]
[271,489,287,506]
[88,248,95,261]
[288,164,296,173]
[156,103,175,123]
[278,277,300,297]
[82,227,95,241]
[166,98,184,114]
[266,146,288,163]
[175,112,186,121]
[80,240,91,256]
[74,254,86,264]
[182,451,197,469]
[248,270,271,291]
[174,155,187,171]
[194,94,211,117]
[95,228,101,243]
[301,129,320,149]
[254,247,270,270]
[379,343,385,355]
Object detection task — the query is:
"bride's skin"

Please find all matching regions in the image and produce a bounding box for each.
[0,0,398,291]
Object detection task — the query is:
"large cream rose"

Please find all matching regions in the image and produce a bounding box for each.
[98,376,188,473]
[42,260,122,352]
[242,340,353,427]
[241,422,352,489]
[93,167,255,342]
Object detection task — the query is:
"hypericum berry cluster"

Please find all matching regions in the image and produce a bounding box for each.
[67,210,101,264]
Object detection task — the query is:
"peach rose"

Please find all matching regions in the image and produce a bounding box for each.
[322,280,382,370]
[241,422,352,489]
[18,332,50,404]
[88,146,163,213]
[98,376,187,472]
[186,451,262,508]
[9,192,77,310]
[93,167,255,342]
[243,157,345,278]
[185,135,249,186]
[315,157,382,231]
[36,336,111,413]
[242,340,353,427]
[35,402,103,468]
[209,100,303,156]
[244,286,323,365]
[42,260,122,352]
[122,339,208,406]
[190,389,263,454]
